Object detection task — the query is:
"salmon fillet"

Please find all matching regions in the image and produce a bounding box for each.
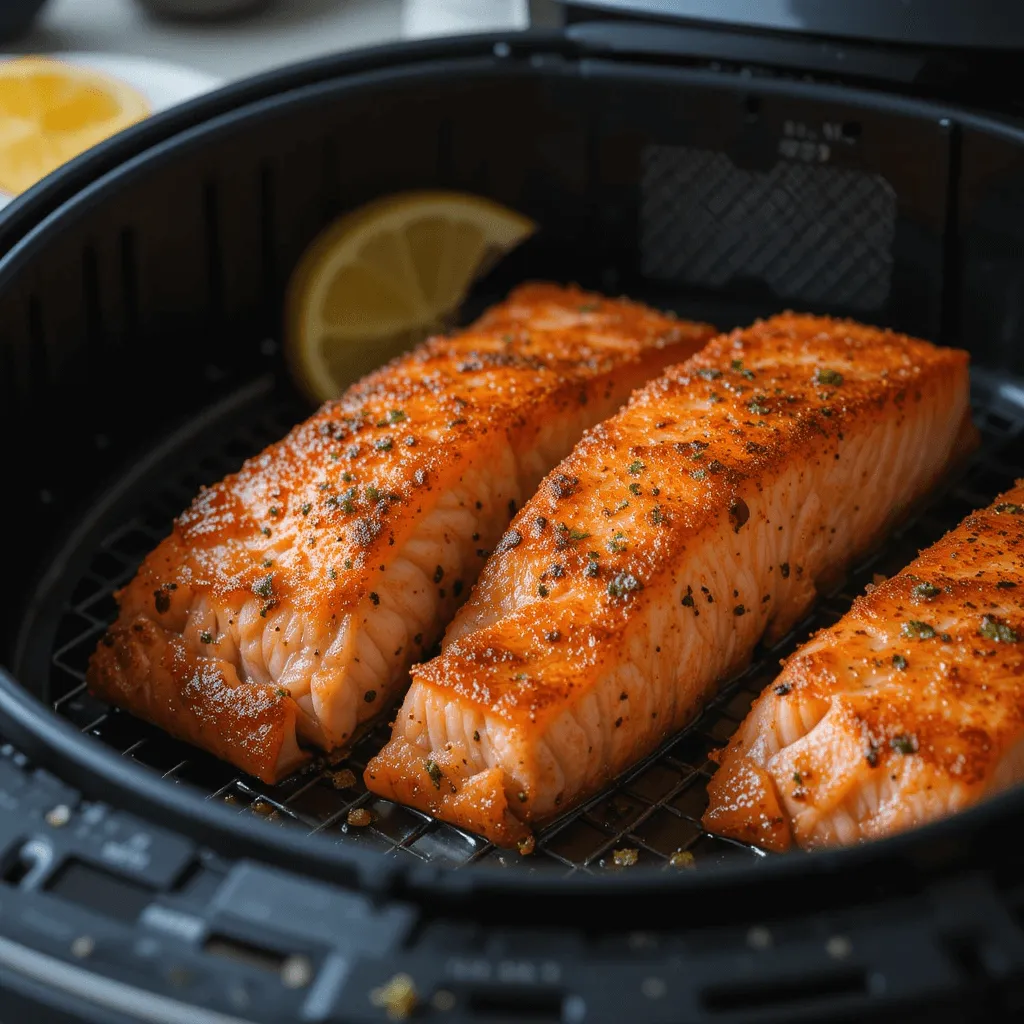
[703,483,1024,852]
[364,314,974,848]
[87,284,712,783]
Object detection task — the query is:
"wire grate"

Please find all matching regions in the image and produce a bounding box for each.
[45,375,1024,875]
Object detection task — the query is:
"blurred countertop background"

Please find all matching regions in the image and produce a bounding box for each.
[9,0,531,81]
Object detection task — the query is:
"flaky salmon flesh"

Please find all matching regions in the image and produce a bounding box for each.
[87,284,713,783]
[704,483,1024,852]
[365,314,974,848]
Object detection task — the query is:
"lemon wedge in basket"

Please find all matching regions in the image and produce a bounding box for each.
[0,57,150,197]
[285,191,536,403]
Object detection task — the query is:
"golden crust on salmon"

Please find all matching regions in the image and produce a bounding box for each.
[704,483,1024,852]
[87,284,713,783]
[365,314,974,847]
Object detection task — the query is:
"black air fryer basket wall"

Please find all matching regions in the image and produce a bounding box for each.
[3,30,1024,1024]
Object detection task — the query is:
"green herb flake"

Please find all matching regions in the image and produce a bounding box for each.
[629,482,642,496]
[892,653,908,671]
[911,582,941,602]
[328,567,337,580]
[814,368,845,387]
[980,615,1019,643]
[342,471,354,483]
[261,527,272,537]
[607,572,643,598]
[275,688,288,698]
[696,367,722,381]
[627,459,645,476]
[792,772,803,785]
[199,630,213,644]
[650,506,665,526]
[389,409,407,423]
[995,503,1023,515]
[537,582,549,598]
[578,303,598,313]
[890,734,918,755]
[901,620,936,640]
[607,532,627,554]
[343,558,353,570]
[424,759,443,789]
[252,574,274,599]
[748,397,771,415]
[569,527,591,541]
[300,502,312,516]
[365,485,380,503]
[690,468,707,481]
[374,437,394,452]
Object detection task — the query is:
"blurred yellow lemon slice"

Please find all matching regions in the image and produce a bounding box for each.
[0,56,150,197]
[286,191,536,403]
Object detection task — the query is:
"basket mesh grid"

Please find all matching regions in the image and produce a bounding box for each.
[46,382,1024,875]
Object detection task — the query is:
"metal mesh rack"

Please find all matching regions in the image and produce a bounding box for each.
[44,372,1024,876]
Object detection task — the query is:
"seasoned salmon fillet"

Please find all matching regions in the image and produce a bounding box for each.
[87,284,712,783]
[704,484,1024,852]
[365,314,974,847]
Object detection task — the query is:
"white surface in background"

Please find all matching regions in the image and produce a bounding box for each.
[401,0,528,37]
[0,51,221,210]
[29,51,221,106]
[11,0,529,82]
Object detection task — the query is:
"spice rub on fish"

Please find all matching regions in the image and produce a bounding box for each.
[365,314,974,848]
[704,484,1024,853]
[88,284,713,783]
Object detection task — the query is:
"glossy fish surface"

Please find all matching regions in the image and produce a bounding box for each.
[365,314,974,847]
[88,284,713,782]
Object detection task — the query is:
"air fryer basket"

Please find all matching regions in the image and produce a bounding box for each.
[4,30,1024,899]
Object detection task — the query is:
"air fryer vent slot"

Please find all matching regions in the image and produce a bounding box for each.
[639,145,896,310]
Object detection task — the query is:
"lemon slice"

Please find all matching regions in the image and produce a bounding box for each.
[0,56,150,197]
[285,191,536,402]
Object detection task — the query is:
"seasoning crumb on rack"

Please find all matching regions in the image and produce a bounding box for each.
[347,807,373,827]
[516,834,536,856]
[612,847,639,868]
[669,849,696,869]
[329,768,357,789]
